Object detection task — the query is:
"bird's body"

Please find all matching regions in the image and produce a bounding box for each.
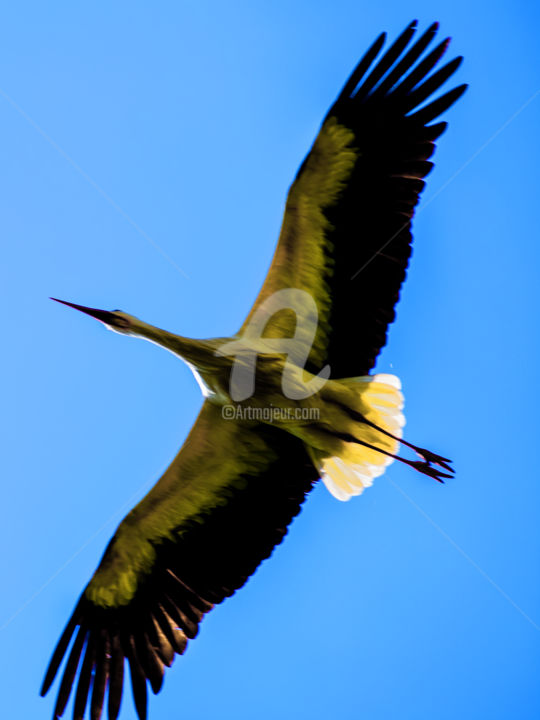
[42,21,466,720]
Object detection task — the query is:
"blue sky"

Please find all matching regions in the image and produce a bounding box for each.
[1,2,539,719]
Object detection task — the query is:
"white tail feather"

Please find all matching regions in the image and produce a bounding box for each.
[312,374,405,501]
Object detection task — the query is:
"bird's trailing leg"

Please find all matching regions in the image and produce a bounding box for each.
[349,410,454,475]
[340,433,453,483]
[322,374,454,481]
[300,373,454,500]
[324,422,454,484]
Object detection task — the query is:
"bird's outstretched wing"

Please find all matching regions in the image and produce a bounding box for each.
[41,403,316,720]
[239,20,466,377]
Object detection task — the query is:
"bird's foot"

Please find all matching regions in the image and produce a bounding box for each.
[407,459,454,483]
[414,448,454,473]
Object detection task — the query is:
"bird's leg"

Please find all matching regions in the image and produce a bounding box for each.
[337,403,454,473]
[331,431,453,483]
[360,414,453,472]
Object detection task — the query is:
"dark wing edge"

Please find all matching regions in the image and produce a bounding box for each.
[41,424,316,720]
[239,20,467,378]
[320,19,467,375]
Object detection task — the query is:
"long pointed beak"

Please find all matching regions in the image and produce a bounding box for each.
[50,297,117,325]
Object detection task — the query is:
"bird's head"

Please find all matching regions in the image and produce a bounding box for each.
[50,298,138,336]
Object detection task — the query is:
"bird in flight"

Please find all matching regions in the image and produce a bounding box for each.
[42,20,466,720]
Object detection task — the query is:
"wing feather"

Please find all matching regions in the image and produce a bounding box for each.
[125,636,147,720]
[374,22,439,97]
[354,20,418,97]
[52,626,87,718]
[240,21,466,377]
[42,403,316,719]
[89,634,108,720]
[73,633,95,720]
[107,636,124,720]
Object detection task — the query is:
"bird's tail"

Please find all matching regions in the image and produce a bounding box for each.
[306,374,453,501]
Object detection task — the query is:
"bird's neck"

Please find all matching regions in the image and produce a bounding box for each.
[130,322,219,371]
[131,322,236,402]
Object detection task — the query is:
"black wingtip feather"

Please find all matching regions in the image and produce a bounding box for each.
[374,21,441,98]
[52,627,88,720]
[154,605,188,656]
[355,21,418,98]
[336,32,387,103]
[404,56,464,112]
[145,614,175,668]
[396,38,451,97]
[41,612,81,696]
[72,635,95,720]
[107,636,124,720]
[424,121,448,140]
[89,635,109,720]
[135,633,164,695]
[161,592,199,639]
[125,637,148,720]
[336,22,463,120]
[410,83,468,124]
